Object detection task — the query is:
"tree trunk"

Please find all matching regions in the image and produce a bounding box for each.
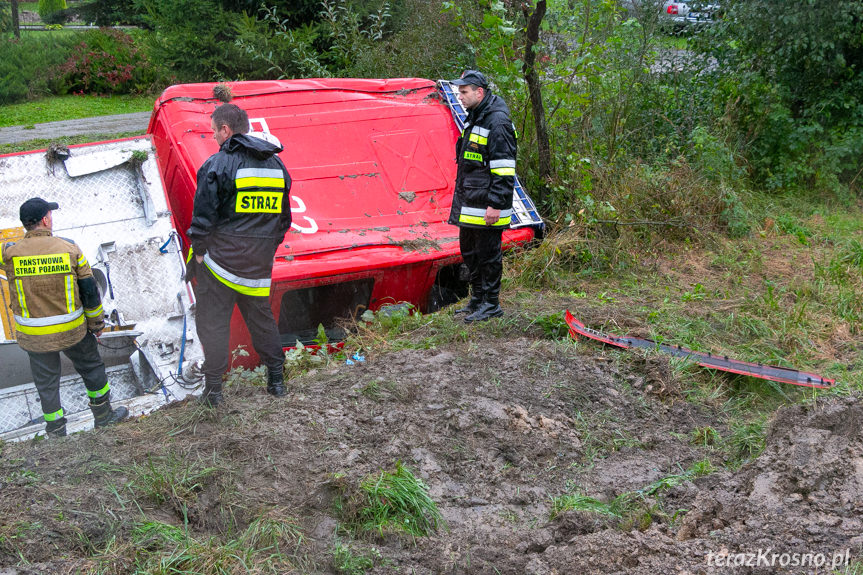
[521,0,550,200]
[11,0,20,39]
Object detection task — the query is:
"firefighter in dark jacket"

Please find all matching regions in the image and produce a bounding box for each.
[449,70,517,322]
[187,103,292,407]
[0,198,128,437]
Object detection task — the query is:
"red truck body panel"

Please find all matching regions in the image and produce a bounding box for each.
[147,78,535,361]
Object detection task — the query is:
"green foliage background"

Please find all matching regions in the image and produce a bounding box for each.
[1,0,860,210]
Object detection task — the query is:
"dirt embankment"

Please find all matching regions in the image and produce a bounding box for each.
[0,325,859,574]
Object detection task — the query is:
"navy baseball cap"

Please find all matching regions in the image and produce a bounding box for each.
[451,70,489,88]
[20,197,59,226]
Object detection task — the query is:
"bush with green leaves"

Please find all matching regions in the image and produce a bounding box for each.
[133,0,270,82]
[37,0,66,22]
[0,33,81,104]
[695,0,863,194]
[51,29,161,95]
[0,2,11,33]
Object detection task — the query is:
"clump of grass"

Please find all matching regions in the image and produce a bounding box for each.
[343,462,445,537]
[724,418,767,467]
[126,452,221,508]
[96,511,309,574]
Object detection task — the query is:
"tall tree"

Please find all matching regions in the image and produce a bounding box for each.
[521,0,550,191]
[11,0,19,39]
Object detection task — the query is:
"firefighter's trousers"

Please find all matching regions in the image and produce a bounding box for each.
[459,226,504,305]
[27,332,109,418]
[195,265,284,382]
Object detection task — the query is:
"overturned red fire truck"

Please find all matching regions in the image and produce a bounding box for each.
[147,78,543,360]
[0,78,542,439]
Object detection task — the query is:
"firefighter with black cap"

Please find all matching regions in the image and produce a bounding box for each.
[449,70,517,322]
[0,198,128,437]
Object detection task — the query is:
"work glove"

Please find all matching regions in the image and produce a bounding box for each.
[185,256,197,282]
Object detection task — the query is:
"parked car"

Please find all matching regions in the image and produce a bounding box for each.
[661,1,720,26]
[621,0,721,30]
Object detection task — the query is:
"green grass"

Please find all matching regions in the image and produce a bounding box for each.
[348,462,445,537]
[96,511,308,574]
[0,131,146,155]
[126,452,222,508]
[0,94,154,127]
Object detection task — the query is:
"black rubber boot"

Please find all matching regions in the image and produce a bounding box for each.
[200,378,224,408]
[44,417,67,438]
[267,365,286,397]
[454,296,482,315]
[90,395,129,428]
[464,301,504,323]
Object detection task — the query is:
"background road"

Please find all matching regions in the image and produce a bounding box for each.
[0,112,152,145]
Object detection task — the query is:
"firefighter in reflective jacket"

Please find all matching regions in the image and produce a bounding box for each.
[448,70,517,322]
[187,103,292,407]
[0,198,128,437]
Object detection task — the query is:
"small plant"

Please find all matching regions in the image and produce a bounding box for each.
[332,540,380,574]
[535,311,568,339]
[691,426,720,447]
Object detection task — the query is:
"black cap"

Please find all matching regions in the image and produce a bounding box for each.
[451,70,488,88]
[20,197,59,226]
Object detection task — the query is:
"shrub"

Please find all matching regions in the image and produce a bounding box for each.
[0,2,11,33]
[0,33,81,104]
[37,0,67,22]
[50,28,160,95]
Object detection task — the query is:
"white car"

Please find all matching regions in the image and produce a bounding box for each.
[662,1,720,25]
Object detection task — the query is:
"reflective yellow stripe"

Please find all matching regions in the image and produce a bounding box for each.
[464,151,483,162]
[469,133,488,145]
[15,278,28,318]
[44,408,64,421]
[85,304,104,318]
[203,262,270,297]
[186,247,194,263]
[15,313,85,335]
[458,214,512,227]
[87,382,110,399]
[236,177,285,189]
[77,254,88,267]
[65,275,75,313]
[490,167,516,176]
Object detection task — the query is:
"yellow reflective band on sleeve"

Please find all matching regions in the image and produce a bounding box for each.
[236,191,283,214]
[43,408,64,422]
[12,253,72,276]
[458,214,487,226]
[15,313,85,335]
[87,382,110,399]
[65,275,75,313]
[469,133,488,146]
[15,278,28,318]
[186,248,194,263]
[464,151,483,162]
[490,167,516,176]
[84,304,104,318]
[77,254,88,267]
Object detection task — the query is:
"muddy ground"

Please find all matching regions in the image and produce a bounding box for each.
[0,307,860,574]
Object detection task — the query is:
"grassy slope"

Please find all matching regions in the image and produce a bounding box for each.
[1,96,861,571]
